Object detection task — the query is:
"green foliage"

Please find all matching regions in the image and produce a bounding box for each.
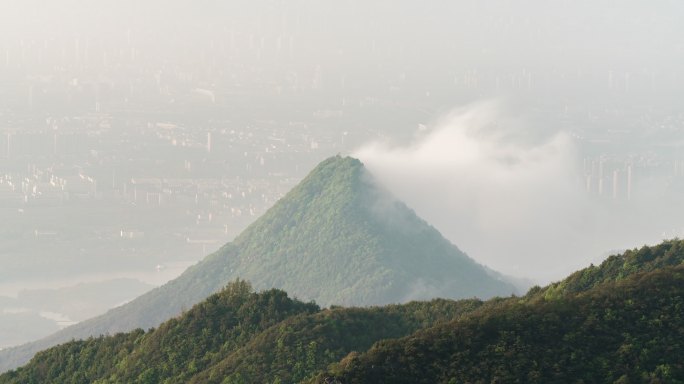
[226,155,515,306]
[0,282,479,384]
[312,264,684,383]
[2,240,684,383]
[0,281,318,384]
[527,239,684,301]
[187,298,482,384]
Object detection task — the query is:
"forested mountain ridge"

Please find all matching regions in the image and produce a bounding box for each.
[311,264,684,383]
[0,155,514,372]
[0,282,484,384]
[185,298,485,384]
[2,240,683,383]
[525,238,684,301]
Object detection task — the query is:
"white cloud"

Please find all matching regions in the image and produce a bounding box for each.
[355,101,677,283]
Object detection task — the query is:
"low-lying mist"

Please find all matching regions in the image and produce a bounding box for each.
[355,101,683,283]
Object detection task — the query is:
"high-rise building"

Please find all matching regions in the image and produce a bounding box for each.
[626,165,632,201]
[598,159,605,196]
[28,85,34,108]
[585,174,592,193]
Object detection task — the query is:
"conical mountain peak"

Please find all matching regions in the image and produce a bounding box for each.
[0,155,515,371]
[233,155,369,245]
[228,155,514,306]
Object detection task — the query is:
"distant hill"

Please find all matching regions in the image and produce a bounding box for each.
[311,264,684,384]
[307,239,684,383]
[2,240,683,383]
[524,239,684,301]
[0,155,515,372]
[0,281,482,384]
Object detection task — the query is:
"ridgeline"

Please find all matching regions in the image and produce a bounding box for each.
[2,239,683,383]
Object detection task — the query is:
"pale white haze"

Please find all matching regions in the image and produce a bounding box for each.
[357,102,682,281]
[1,0,683,351]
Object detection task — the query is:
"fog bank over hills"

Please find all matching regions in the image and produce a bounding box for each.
[357,102,684,282]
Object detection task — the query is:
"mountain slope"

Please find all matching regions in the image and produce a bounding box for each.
[313,264,684,384]
[525,238,684,301]
[0,155,514,371]
[0,282,482,384]
[3,240,684,383]
[185,299,483,384]
[226,155,514,305]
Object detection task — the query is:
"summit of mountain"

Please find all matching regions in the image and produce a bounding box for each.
[221,155,515,305]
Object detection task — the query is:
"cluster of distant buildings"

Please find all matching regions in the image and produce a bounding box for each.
[583,158,634,201]
[0,115,332,238]
[581,147,683,203]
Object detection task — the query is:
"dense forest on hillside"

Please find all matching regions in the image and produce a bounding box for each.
[312,265,684,383]
[525,239,684,301]
[0,281,482,384]
[220,155,515,305]
[1,239,683,383]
